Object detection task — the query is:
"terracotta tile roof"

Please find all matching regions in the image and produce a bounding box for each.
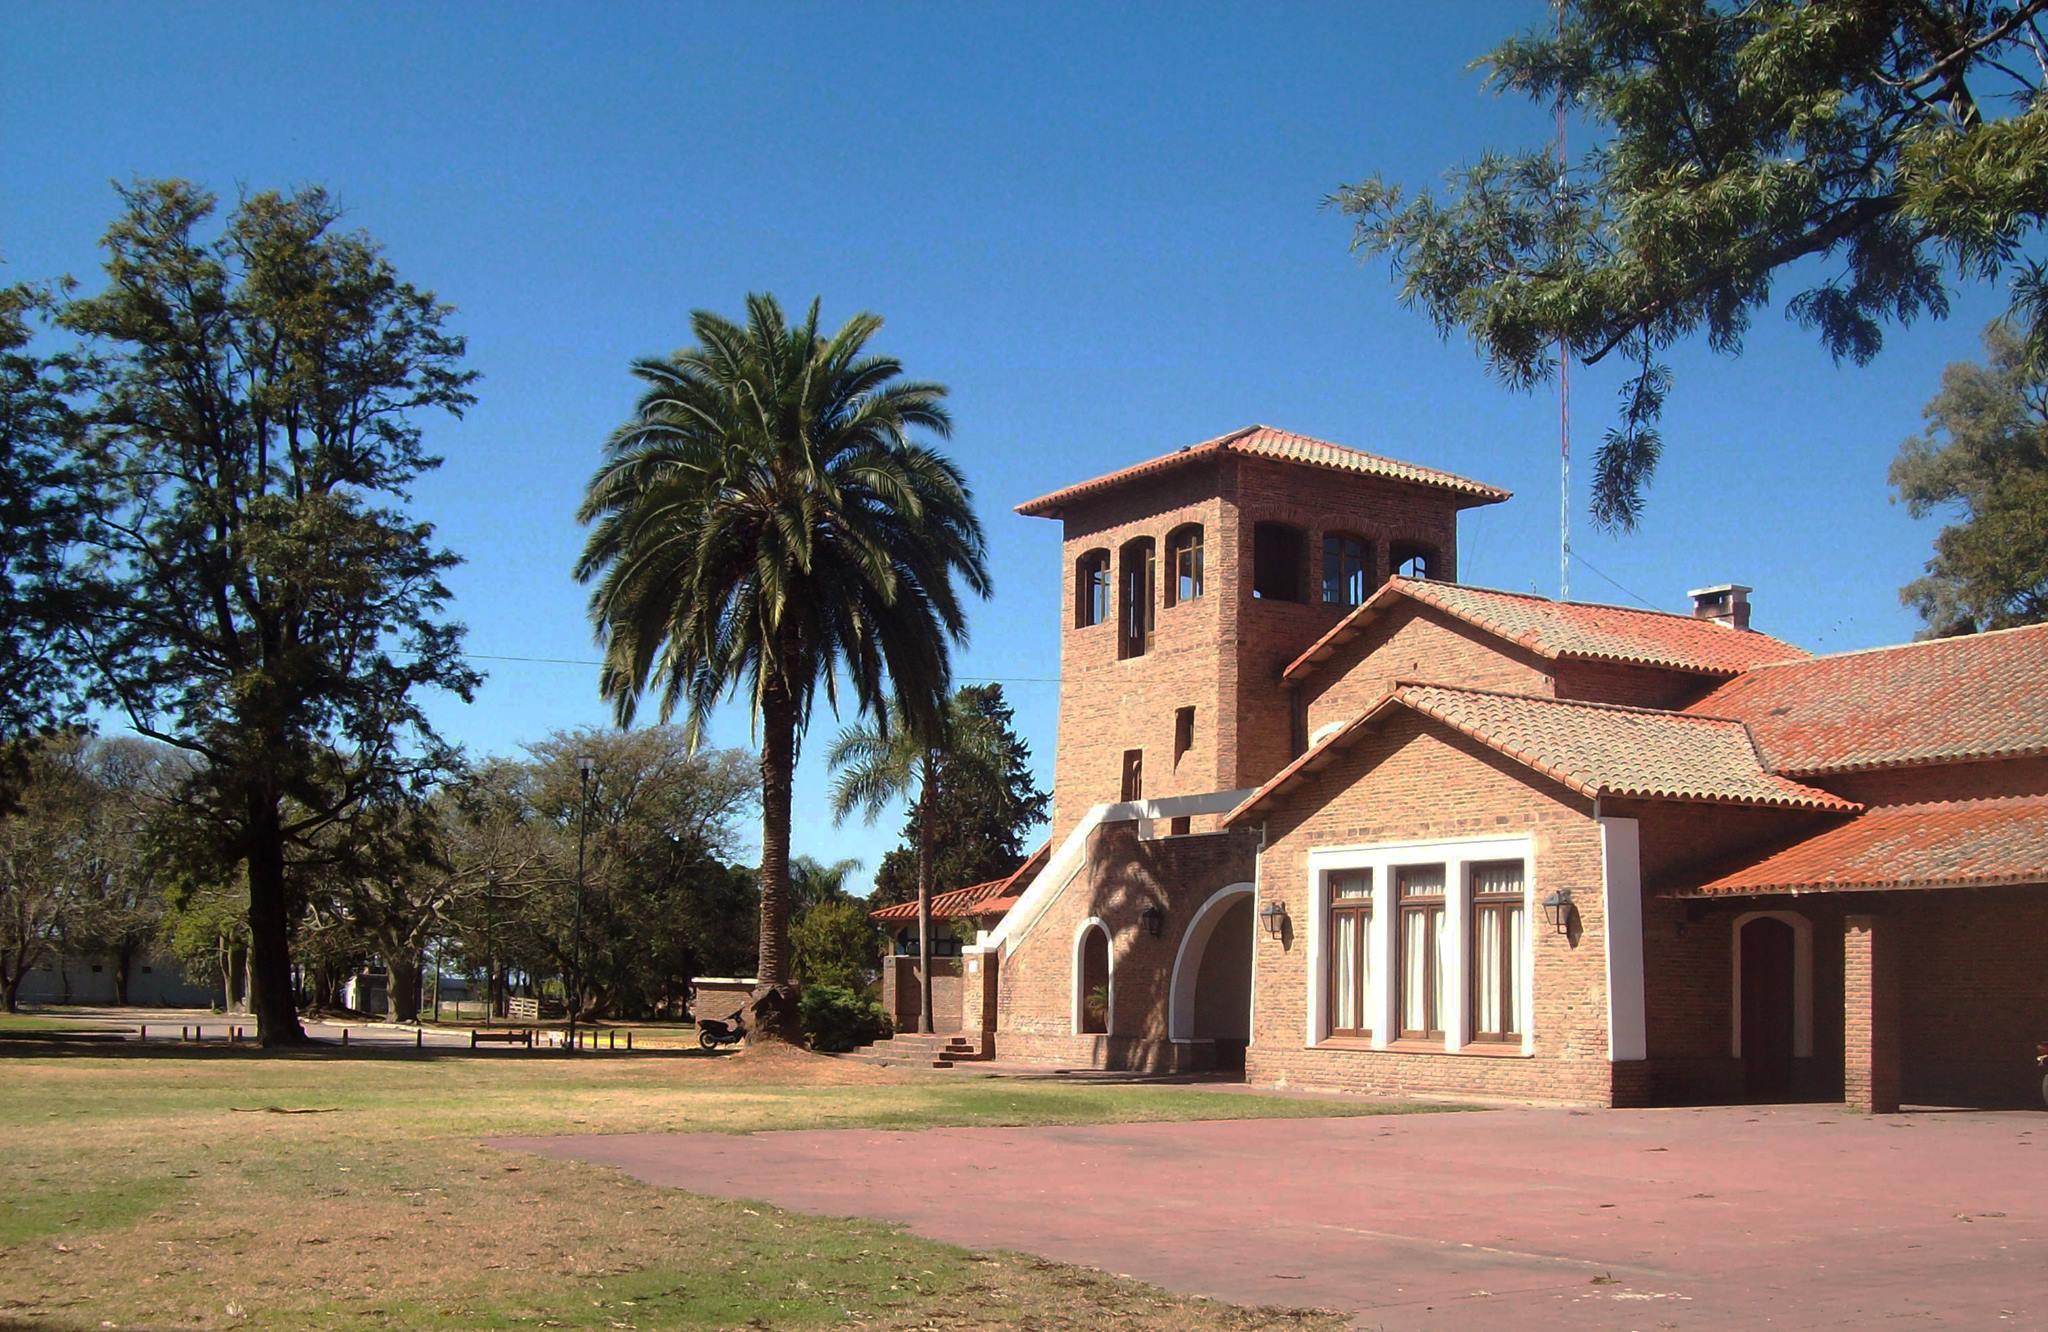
[868,877,1009,923]
[1286,577,1809,681]
[1685,623,2048,775]
[1014,425,1510,518]
[1226,683,1856,826]
[865,839,1048,924]
[1676,796,2048,896]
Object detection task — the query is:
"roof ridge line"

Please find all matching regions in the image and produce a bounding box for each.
[1733,619,2048,672]
[1398,678,1749,724]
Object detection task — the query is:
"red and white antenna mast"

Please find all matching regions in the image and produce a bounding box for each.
[1555,0,1571,602]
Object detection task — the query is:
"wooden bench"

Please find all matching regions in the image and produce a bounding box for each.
[469,1028,534,1049]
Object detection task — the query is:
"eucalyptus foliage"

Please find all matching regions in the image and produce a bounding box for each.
[1336,0,2048,528]
[0,284,93,786]
[1891,321,2048,631]
[61,180,479,1043]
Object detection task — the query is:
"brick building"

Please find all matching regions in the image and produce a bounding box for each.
[870,424,2048,1110]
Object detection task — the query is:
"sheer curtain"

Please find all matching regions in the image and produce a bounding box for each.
[1333,913,1360,1031]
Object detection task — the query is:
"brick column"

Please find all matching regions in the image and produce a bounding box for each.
[960,947,999,1056]
[1843,914,1901,1114]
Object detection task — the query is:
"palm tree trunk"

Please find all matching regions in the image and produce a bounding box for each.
[751,677,801,1041]
[915,775,935,1034]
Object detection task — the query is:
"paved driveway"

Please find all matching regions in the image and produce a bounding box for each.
[496,1103,2045,1328]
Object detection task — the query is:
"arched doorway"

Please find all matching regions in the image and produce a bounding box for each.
[1169,884,1254,1073]
[1740,916,1797,1099]
[1074,919,1111,1035]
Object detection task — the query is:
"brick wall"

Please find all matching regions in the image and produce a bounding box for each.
[880,956,963,1032]
[1226,457,1463,793]
[1823,755,2048,806]
[1042,453,1471,843]
[994,821,1258,1068]
[1552,659,1716,710]
[1298,601,1555,740]
[1890,885,2048,1107]
[1050,467,1233,842]
[1244,709,1624,1104]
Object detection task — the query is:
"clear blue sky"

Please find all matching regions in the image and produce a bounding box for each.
[2,3,2011,893]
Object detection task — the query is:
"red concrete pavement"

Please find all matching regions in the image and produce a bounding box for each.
[494,1104,2046,1328]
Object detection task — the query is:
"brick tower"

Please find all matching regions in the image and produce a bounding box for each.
[1016,425,1510,840]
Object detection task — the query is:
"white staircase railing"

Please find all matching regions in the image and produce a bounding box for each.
[980,788,1255,959]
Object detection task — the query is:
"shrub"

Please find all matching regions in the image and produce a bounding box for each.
[799,983,888,1053]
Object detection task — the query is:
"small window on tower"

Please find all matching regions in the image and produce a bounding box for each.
[1076,550,1111,627]
[1252,522,1308,602]
[1165,525,1204,607]
[1173,706,1195,765]
[1322,532,1371,606]
[1121,748,1144,803]
[1390,540,1439,581]
[1119,537,1156,659]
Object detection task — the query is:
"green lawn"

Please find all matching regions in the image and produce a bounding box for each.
[0,1032,1439,1329]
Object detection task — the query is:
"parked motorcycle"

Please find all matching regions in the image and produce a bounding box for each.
[697,1012,747,1050]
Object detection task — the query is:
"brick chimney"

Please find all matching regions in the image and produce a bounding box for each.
[1688,583,1752,631]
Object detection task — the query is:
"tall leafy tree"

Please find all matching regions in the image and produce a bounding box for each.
[575,295,989,1039]
[870,683,1048,909]
[60,180,480,1044]
[1892,321,2048,633]
[1335,0,2048,528]
[827,689,1016,1033]
[0,283,94,807]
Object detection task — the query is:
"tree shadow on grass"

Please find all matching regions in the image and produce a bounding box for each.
[0,1035,732,1064]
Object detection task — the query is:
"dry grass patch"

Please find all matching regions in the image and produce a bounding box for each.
[0,1039,1424,1329]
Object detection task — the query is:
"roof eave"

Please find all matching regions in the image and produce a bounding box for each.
[1669,872,2047,898]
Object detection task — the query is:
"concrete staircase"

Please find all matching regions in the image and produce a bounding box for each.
[840,1031,990,1069]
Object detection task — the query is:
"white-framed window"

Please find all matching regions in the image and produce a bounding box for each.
[1304,835,1535,1055]
[1468,860,1527,1043]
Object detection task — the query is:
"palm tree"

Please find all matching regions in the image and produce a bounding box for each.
[789,854,863,916]
[574,295,989,1040]
[827,692,1008,1033]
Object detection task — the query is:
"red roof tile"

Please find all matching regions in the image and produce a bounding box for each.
[1286,578,1809,681]
[868,877,1009,923]
[1014,425,1510,518]
[1685,623,2048,774]
[1226,684,1855,826]
[1678,796,2048,896]
[865,839,1049,924]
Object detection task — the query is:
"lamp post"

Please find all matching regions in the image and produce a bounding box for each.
[484,868,498,1028]
[569,753,595,1051]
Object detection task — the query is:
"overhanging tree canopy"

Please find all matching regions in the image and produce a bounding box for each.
[1335,0,2048,528]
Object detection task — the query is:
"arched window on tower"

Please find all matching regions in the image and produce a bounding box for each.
[1075,549,1111,627]
[1165,524,1203,607]
[1322,531,1371,606]
[1252,522,1307,602]
[1118,536,1156,659]
[1390,540,1440,581]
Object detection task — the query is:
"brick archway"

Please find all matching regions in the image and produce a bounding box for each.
[1730,909,1815,1062]
[1167,883,1255,1043]
[1072,918,1112,1035]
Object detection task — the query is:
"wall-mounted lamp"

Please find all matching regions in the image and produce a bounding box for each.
[1140,903,1165,938]
[1258,899,1288,938]
[1541,888,1575,935]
